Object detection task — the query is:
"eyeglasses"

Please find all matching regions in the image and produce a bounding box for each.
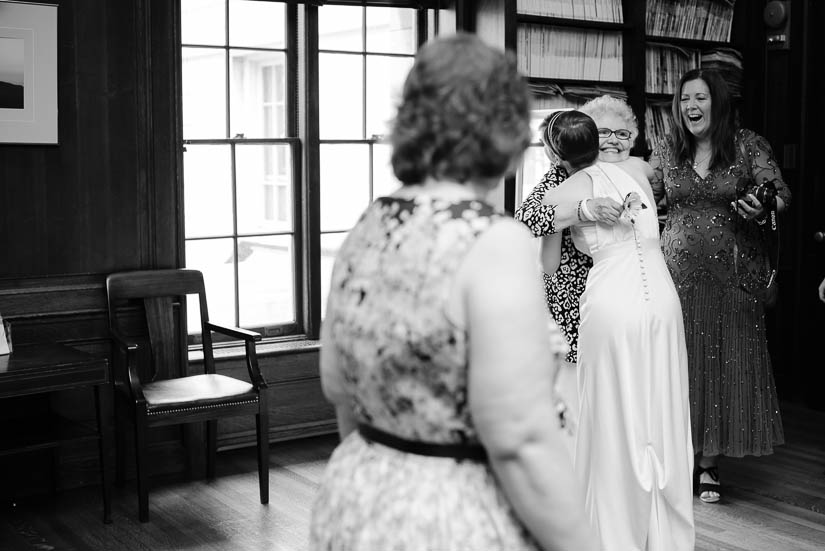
[597,128,632,140]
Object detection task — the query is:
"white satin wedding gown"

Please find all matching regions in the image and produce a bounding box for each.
[571,161,695,551]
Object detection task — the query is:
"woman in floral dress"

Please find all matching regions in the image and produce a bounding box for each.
[309,33,598,551]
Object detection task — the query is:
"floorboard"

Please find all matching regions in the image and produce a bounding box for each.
[1,402,823,551]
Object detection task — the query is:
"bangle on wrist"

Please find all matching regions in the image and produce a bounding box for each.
[579,198,596,221]
[576,200,584,221]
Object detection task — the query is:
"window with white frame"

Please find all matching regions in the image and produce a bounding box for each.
[317,4,417,315]
[179,0,431,342]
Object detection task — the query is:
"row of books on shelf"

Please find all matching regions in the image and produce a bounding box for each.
[645,0,735,43]
[645,102,674,151]
[517,25,623,82]
[646,44,742,95]
[528,82,627,111]
[516,0,624,23]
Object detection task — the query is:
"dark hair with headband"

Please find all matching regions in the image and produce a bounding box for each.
[541,110,599,170]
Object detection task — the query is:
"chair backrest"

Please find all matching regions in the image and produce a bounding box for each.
[106,269,215,383]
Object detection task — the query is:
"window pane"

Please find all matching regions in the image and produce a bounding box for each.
[321,232,348,319]
[320,144,370,232]
[238,235,295,326]
[319,53,363,139]
[373,143,401,198]
[184,145,234,238]
[319,5,362,52]
[517,145,547,208]
[366,8,416,54]
[181,0,226,46]
[236,143,293,234]
[182,47,227,139]
[230,49,286,139]
[366,55,414,139]
[229,0,285,49]
[185,238,236,333]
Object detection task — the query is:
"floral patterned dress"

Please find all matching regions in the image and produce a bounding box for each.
[309,195,554,551]
[515,164,593,363]
[649,128,790,457]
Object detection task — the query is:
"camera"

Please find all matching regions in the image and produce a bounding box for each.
[738,178,778,211]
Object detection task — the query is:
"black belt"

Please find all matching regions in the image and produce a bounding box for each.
[358,423,488,462]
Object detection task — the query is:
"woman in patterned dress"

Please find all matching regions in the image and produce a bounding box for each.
[649,68,790,503]
[309,33,598,551]
[514,95,644,364]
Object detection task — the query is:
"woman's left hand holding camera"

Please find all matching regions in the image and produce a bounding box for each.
[733,193,765,222]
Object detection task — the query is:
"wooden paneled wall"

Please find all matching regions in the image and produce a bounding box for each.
[0,0,333,494]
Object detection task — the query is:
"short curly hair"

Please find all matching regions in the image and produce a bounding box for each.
[580,94,639,139]
[390,33,532,185]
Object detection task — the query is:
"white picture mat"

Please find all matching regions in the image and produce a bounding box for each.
[0,1,57,144]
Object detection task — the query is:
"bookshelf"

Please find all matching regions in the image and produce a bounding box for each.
[513,0,631,114]
[506,0,741,154]
[469,0,743,212]
[642,0,742,151]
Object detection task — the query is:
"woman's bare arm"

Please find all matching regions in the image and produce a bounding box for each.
[458,219,599,551]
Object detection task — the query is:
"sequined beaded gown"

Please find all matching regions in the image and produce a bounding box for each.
[570,161,694,551]
[650,129,789,457]
[309,196,557,551]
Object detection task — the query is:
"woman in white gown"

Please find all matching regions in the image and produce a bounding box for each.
[541,110,695,551]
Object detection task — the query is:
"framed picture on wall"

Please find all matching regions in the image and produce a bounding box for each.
[0,1,57,144]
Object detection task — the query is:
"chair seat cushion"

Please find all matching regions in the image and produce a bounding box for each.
[143,374,255,408]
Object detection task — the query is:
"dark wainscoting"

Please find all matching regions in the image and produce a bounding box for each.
[0,275,334,495]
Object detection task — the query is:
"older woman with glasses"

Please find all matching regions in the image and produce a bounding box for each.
[515,94,648,367]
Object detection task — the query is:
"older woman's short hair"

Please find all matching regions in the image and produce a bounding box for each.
[580,95,639,138]
[390,33,532,186]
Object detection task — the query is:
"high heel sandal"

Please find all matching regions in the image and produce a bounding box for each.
[695,465,721,503]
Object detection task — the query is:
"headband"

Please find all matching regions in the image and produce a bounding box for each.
[543,111,564,159]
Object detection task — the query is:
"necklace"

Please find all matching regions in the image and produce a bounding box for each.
[692,151,712,169]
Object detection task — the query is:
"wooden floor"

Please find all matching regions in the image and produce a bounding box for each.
[1,402,824,551]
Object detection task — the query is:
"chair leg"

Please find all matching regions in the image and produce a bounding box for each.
[134,413,149,523]
[256,409,269,504]
[114,400,126,488]
[206,420,217,480]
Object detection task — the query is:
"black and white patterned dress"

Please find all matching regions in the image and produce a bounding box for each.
[514,164,593,363]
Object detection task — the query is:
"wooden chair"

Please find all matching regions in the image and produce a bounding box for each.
[105,269,269,522]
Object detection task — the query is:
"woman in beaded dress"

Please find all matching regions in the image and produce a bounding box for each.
[649,68,790,503]
[309,33,598,551]
[542,110,695,551]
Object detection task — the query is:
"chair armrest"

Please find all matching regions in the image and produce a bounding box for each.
[108,329,147,402]
[205,323,267,389]
[109,328,140,351]
[206,322,262,342]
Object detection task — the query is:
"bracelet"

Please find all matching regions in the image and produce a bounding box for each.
[576,200,585,222]
[579,198,596,221]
